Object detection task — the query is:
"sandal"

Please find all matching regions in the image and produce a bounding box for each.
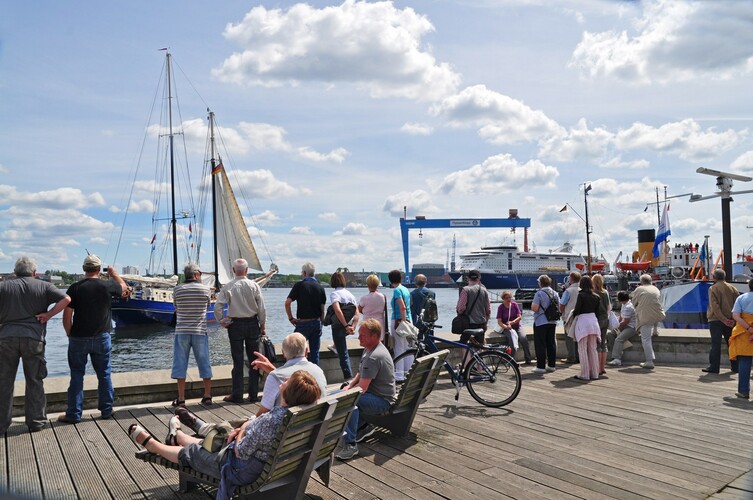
[171,399,186,407]
[200,396,212,405]
[128,424,155,449]
[165,415,180,446]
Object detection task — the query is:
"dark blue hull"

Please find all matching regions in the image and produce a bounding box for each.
[111,297,217,327]
[448,271,570,290]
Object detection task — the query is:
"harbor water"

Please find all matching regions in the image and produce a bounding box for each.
[21,286,534,380]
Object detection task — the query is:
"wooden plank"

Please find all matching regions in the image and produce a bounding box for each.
[30,425,78,499]
[51,418,112,499]
[5,425,42,499]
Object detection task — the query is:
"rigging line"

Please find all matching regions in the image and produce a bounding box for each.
[214,117,275,265]
[112,60,166,266]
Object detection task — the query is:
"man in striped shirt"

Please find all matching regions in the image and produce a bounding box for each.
[172,263,213,407]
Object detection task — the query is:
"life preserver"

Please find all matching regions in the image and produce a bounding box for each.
[671,267,685,279]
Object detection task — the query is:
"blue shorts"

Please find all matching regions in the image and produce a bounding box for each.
[172,334,213,379]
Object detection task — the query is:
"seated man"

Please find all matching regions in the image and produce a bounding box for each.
[250,332,327,416]
[336,318,396,460]
[607,291,638,366]
[128,370,321,500]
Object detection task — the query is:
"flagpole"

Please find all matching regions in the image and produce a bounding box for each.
[584,183,592,274]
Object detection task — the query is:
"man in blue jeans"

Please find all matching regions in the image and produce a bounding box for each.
[59,255,126,423]
[284,262,326,364]
[336,318,396,460]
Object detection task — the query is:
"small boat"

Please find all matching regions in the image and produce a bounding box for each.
[615,261,651,272]
[111,51,276,326]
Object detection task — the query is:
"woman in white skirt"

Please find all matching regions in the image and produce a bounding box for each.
[569,276,604,381]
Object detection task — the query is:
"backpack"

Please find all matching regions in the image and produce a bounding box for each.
[542,290,561,322]
[421,295,439,323]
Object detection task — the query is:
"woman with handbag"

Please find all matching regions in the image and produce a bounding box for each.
[592,274,611,375]
[328,271,359,379]
[127,370,321,499]
[570,275,603,381]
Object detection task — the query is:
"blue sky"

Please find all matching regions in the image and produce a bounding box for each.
[2,0,753,275]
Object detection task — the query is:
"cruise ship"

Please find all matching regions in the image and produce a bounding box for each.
[448,242,589,289]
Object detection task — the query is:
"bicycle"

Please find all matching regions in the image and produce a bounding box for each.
[393,321,521,407]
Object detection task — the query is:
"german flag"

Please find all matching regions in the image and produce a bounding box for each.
[212,162,223,175]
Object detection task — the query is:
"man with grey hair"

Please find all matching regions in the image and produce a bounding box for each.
[0,257,70,433]
[704,268,740,374]
[410,274,435,335]
[631,273,665,369]
[285,262,326,364]
[171,263,212,407]
[250,332,327,416]
[214,258,267,403]
[60,255,127,423]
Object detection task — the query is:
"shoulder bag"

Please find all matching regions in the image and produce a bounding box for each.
[451,287,481,334]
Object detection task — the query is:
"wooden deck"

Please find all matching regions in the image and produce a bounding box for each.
[3,363,752,499]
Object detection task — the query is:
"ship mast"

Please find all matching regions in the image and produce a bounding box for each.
[208,110,220,290]
[584,183,593,274]
[166,51,179,276]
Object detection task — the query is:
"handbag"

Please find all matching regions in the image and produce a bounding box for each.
[323,302,356,327]
[395,320,419,343]
[260,336,277,363]
[451,286,482,334]
[564,311,578,337]
[608,310,620,330]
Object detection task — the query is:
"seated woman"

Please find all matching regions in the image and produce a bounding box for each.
[128,370,322,499]
[496,291,532,364]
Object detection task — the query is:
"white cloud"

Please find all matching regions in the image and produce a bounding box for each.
[296,147,349,163]
[289,226,314,235]
[615,119,741,161]
[538,118,612,162]
[731,151,753,171]
[431,85,563,144]
[334,222,368,236]
[214,0,461,101]
[400,122,433,136]
[0,185,106,210]
[383,190,440,217]
[229,169,311,198]
[237,122,291,152]
[438,154,559,195]
[252,210,280,225]
[89,237,107,245]
[570,1,753,83]
[318,212,338,221]
[127,199,155,213]
[600,156,650,170]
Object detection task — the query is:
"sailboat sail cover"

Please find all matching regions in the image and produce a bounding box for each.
[214,167,262,283]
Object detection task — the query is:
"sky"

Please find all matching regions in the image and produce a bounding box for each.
[2,0,753,277]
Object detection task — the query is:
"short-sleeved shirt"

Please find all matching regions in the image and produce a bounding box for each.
[287,278,326,320]
[496,300,522,331]
[260,357,327,410]
[532,287,558,327]
[235,406,286,462]
[173,280,211,335]
[359,291,387,337]
[0,276,68,341]
[391,285,411,321]
[359,342,396,404]
[330,288,357,305]
[732,292,753,315]
[67,278,122,337]
[619,301,637,329]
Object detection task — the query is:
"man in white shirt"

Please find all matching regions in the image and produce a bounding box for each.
[250,332,327,416]
[214,258,267,403]
[607,291,638,367]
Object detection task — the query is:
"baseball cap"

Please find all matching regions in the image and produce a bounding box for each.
[83,255,102,268]
[468,269,481,280]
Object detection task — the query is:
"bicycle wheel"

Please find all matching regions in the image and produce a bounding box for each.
[393,348,419,365]
[465,350,521,407]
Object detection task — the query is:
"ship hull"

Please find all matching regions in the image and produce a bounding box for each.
[660,280,748,329]
[448,271,570,290]
[111,297,218,327]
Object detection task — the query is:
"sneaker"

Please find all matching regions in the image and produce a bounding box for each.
[355,424,377,443]
[640,362,655,370]
[57,414,80,424]
[607,359,622,367]
[735,392,750,399]
[166,416,181,445]
[545,366,556,373]
[532,367,546,374]
[335,442,358,460]
[701,367,719,374]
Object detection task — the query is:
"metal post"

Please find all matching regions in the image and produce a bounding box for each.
[722,197,733,278]
[584,184,592,274]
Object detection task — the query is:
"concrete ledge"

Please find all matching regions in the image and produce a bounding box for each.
[12,327,721,416]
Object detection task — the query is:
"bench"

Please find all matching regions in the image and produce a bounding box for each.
[135,388,361,499]
[363,349,449,437]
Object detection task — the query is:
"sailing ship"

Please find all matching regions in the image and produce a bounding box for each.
[111,51,276,326]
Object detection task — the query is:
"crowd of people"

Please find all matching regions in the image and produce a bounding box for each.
[3,255,753,497]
